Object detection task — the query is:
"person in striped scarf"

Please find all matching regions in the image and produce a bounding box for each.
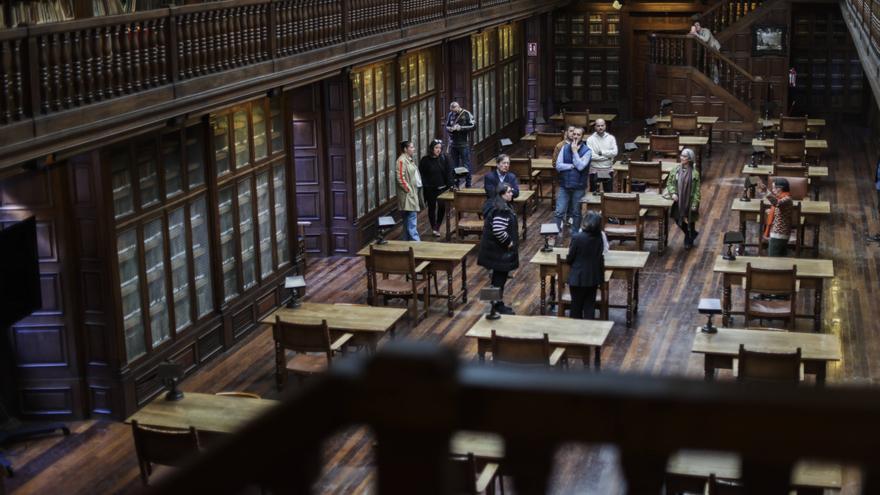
[477,183,519,315]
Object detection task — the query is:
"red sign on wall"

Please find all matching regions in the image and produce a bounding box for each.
[527,42,538,57]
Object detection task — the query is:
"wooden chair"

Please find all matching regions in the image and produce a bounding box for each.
[453,191,487,241]
[555,254,608,321]
[769,176,809,200]
[131,420,201,486]
[508,157,541,198]
[649,134,680,160]
[489,330,566,368]
[669,112,700,136]
[773,138,806,166]
[759,201,803,257]
[737,344,802,384]
[779,115,808,138]
[447,453,501,495]
[534,131,563,158]
[601,194,644,251]
[705,473,744,495]
[743,263,797,330]
[367,245,431,320]
[273,317,351,390]
[626,161,663,193]
[563,110,590,130]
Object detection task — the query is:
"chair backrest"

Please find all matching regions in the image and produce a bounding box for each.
[706,473,744,495]
[745,263,796,297]
[649,134,680,156]
[131,420,201,484]
[627,161,663,190]
[779,115,808,137]
[534,132,564,157]
[773,138,806,165]
[601,193,640,220]
[490,329,551,367]
[453,191,487,214]
[670,113,698,134]
[369,245,417,275]
[273,316,332,357]
[737,344,802,384]
[447,453,479,495]
[769,176,808,200]
[563,110,590,129]
[508,158,533,183]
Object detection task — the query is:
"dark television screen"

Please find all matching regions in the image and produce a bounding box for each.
[0,216,42,329]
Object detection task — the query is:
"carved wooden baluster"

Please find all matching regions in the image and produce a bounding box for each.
[198,12,208,75]
[202,11,213,73]
[314,0,322,46]
[182,14,193,78]
[111,25,123,95]
[131,24,143,92]
[39,34,50,112]
[189,13,199,76]
[260,4,268,58]
[302,0,311,49]
[298,0,307,50]
[59,32,72,108]
[220,9,231,70]
[275,2,285,55]
[91,28,103,100]
[155,19,166,85]
[141,22,152,88]
[122,25,134,93]
[233,8,242,67]
[245,6,255,64]
[2,41,12,123]
[12,39,24,119]
[71,31,84,106]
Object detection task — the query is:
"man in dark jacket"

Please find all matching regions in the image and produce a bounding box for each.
[446,101,476,188]
[483,154,520,199]
[554,127,591,243]
[477,184,519,315]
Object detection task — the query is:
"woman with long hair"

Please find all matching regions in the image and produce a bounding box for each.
[477,183,519,314]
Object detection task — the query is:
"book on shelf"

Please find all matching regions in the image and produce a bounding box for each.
[11,0,74,26]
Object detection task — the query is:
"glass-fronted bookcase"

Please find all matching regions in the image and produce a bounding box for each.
[553,10,620,110]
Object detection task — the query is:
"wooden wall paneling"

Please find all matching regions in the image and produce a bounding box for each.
[448,37,471,111]
[0,165,85,418]
[322,75,355,255]
[629,16,694,118]
[66,151,125,417]
[290,83,328,256]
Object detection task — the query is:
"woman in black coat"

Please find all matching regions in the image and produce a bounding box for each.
[477,183,519,315]
[565,211,606,320]
[418,139,454,237]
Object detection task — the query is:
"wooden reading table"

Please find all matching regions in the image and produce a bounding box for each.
[581,192,674,254]
[261,302,407,350]
[633,135,709,170]
[653,114,719,154]
[126,392,277,434]
[713,255,834,332]
[730,198,830,255]
[437,188,535,241]
[520,113,618,142]
[691,326,841,384]
[751,138,828,150]
[740,163,828,199]
[612,160,676,192]
[356,240,475,316]
[530,248,650,327]
[667,449,842,492]
[466,314,614,369]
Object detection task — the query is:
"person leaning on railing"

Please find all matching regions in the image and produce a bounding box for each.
[689,20,721,84]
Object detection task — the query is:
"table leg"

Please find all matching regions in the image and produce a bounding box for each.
[704,357,716,381]
[521,202,528,240]
[461,259,468,304]
[659,211,668,255]
[739,215,748,254]
[445,203,452,242]
[633,269,640,314]
[814,282,822,332]
[594,346,601,370]
[626,274,634,328]
[446,267,454,317]
[812,223,820,258]
[540,275,547,315]
[722,275,732,327]
[549,275,557,311]
[366,268,374,305]
[817,363,827,385]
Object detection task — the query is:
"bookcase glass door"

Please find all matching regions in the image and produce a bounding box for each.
[218,185,239,302]
[143,217,170,347]
[256,171,274,279]
[190,196,214,318]
[168,206,191,332]
[117,228,145,362]
[238,178,256,291]
[273,164,289,266]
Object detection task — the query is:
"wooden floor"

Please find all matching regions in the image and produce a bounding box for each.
[6,123,880,494]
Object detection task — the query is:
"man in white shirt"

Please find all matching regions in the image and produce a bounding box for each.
[586,119,618,193]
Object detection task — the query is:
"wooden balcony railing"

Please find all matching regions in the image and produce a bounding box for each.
[697,0,763,38]
[650,34,768,113]
[845,0,880,57]
[0,0,504,128]
[152,343,880,494]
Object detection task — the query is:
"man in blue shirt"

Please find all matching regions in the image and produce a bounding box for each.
[554,127,591,243]
[484,154,520,199]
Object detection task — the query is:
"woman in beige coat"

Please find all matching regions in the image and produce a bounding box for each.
[395,140,424,241]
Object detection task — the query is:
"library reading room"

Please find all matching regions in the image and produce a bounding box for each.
[1,0,880,493]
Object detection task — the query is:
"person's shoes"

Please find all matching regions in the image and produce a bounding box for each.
[499,304,516,315]
[432,230,441,237]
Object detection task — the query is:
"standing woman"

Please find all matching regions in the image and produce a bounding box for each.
[396,140,424,241]
[566,212,606,320]
[419,139,454,237]
[664,148,702,249]
[477,183,519,315]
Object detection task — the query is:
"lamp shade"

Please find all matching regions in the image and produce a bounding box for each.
[284,275,307,289]
[378,216,396,228]
[540,223,560,235]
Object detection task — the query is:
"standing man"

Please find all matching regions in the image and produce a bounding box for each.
[554,127,591,244]
[552,125,576,165]
[586,118,618,193]
[445,101,476,188]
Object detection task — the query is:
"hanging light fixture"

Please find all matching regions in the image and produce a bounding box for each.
[612,0,623,10]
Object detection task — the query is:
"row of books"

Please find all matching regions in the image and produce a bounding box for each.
[6,0,74,25]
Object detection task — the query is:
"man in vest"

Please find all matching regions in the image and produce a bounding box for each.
[554,127,591,244]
